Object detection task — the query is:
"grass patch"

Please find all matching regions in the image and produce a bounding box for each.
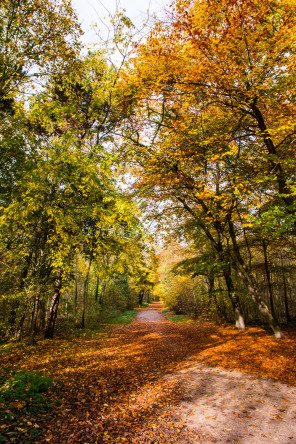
[0,369,53,442]
[167,314,191,323]
[55,309,138,339]
[161,309,190,322]
[76,310,137,338]
[108,310,137,325]
[84,309,137,327]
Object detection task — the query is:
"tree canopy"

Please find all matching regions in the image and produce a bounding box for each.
[1,0,296,342]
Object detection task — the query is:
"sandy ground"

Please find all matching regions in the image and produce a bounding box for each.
[135,306,165,322]
[137,304,296,444]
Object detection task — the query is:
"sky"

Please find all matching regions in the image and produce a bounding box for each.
[71,0,167,45]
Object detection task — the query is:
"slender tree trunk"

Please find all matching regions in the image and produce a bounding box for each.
[207,275,215,299]
[228,220,284,338]
[223,267,245,329]
[94,277,99,302]
[13,299,29,342]
[211,277,218,317]
[215,237,245,329]
[262,239,277,320]
[4,251,34,340]
[29,291,40,345]
[283,276,290,323]
[100,281,106,306]
[65,290,69,320]
[5,206,52,340]
[207,275,217,320]
[81,278,88,329]
[39,298,46,332]
[44,270,62,339]
[74,258,78,314]
[280,254,290,323]
[81,258,92,328]
[216,277,227,321]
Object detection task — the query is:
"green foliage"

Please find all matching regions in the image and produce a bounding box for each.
[108,310,137,325]
[0,370,53,441]
[0,370,52,405]
[166,313,190,323]
[0,47,153,340]
[0,0,82,112]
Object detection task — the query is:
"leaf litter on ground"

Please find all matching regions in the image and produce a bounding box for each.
[1,302,296,443]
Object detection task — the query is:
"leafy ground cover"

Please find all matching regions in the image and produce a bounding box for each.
[0,369,53,442]
[1,303,296,442]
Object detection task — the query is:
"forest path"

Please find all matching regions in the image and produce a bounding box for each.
[5,302,296,443]
[133,303,296,444]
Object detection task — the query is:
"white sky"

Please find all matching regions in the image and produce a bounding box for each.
[71,0,167,45]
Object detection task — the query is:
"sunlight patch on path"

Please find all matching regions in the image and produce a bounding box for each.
[170,363,296,443]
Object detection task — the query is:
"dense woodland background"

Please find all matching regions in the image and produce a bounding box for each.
[1,0,296,343]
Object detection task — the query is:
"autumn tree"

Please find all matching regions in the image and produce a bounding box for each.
[0,0,82,339]
[117,0,296,338]
[0,0,81,114]
[0,43,155,341]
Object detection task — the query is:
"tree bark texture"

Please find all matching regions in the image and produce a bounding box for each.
[44,270,62,339]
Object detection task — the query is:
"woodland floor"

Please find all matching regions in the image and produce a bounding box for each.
[2,302,296,443]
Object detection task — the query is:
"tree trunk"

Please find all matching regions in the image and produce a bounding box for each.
[74,257,78,314]
[223,267,245,329]
[262,239,277,320]
[5,207,51,340]
[44,270,62,339]
[215,236,245,329]
[174,195,246,329]
[81,278,88,329]
[13,299,29,342]
[65,290,69,320]
[207,275,215,299]
[236,256,284,337]
[100,281,106,306]
[208,275,218,320]
[228,220,284,338]
[94,277,99,302]
[139,291,144,306]
[81,258,92,328]
[29,291,40,345]
[283,275,290,323]
[280,254,290,323]
[251,102,294,209]
[4,252,34,340]
[39,298,46,332]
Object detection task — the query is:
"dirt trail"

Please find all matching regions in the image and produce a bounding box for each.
[135,305,165,322]
[172,363,296,443]
[134,303,296,444]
